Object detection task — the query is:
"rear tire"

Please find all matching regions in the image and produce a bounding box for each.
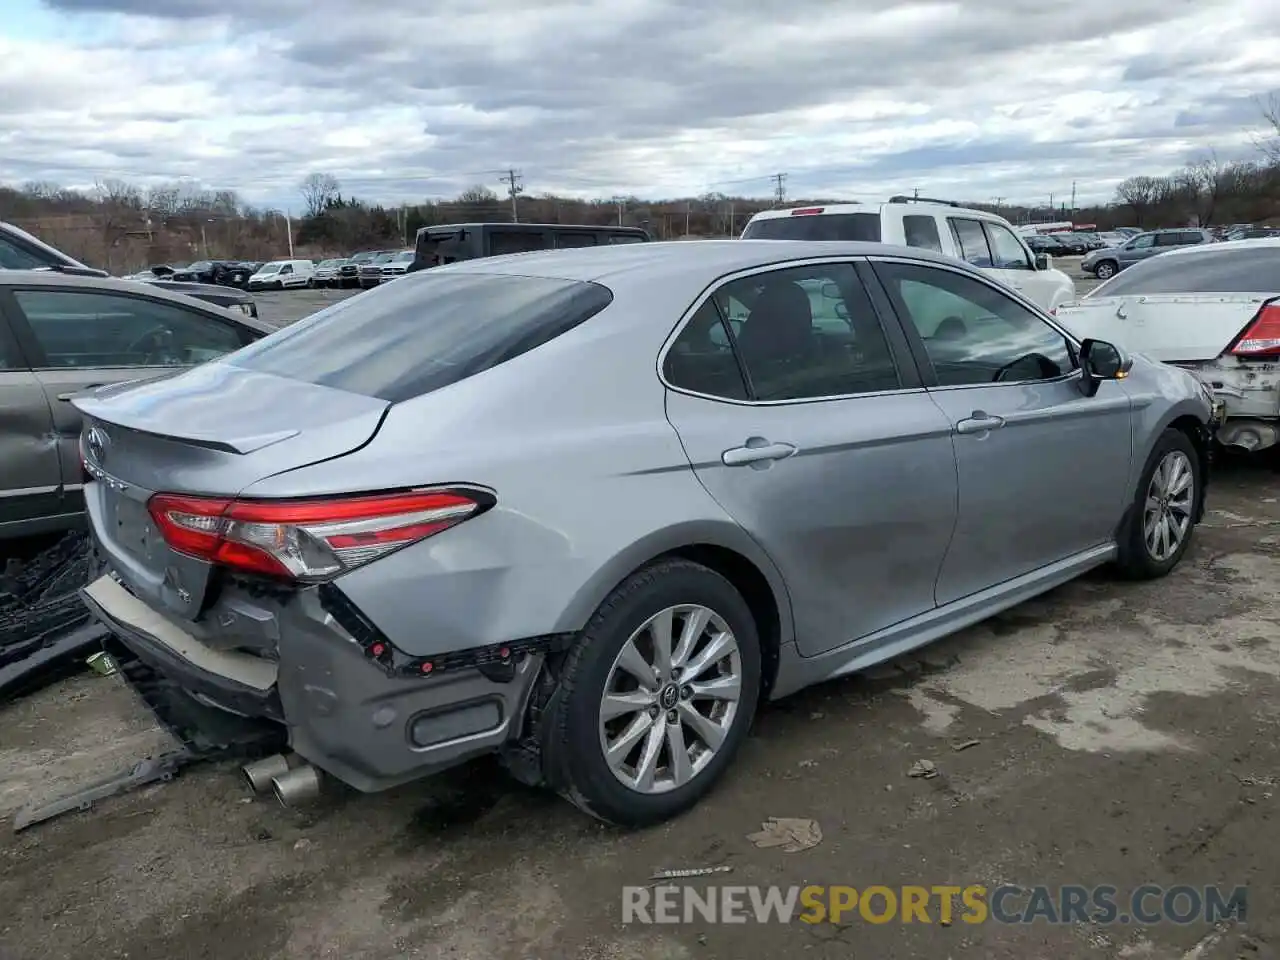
[540,559,761,827]
[1115,428,1201,580]
[1094,260,1117,280]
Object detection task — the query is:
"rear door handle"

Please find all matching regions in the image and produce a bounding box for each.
[57,384,103,401]
[722,440,798,466]
[955,412,1006,435]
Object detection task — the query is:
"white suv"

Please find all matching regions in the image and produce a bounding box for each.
[741,197,1076,313]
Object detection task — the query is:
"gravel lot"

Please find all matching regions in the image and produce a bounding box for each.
[11,261,1272,960]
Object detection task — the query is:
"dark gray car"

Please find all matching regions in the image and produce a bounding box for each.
[1081,228,1213,280]
[0,272,270,539]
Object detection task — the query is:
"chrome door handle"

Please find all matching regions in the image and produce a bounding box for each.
[722,440,798,466]
[955,413,1006,435]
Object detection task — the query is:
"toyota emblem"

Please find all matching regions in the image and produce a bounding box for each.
[86,426,109,465]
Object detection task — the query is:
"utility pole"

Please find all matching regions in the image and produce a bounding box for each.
[1048,194,1054,217]
[912,186,920,199]
[991,196,1004,210]
[685,201,691,236]
[772,172,788,206]
[1070,180,1077,212]
[612,195,625,226]
[499,169,524,222]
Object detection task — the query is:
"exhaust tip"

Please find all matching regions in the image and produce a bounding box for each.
[242,754,291,795]
[271,765,322,808]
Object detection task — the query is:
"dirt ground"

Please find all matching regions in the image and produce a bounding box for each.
[14,268,1280,960]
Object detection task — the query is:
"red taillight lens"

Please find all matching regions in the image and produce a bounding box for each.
[790,207,825,216]
[1232,304,1280,357]
[147,489,487,581]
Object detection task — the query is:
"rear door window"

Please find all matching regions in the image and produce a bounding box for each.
[555,232,598,249]
[902,215,944,253]
[0,235,46,269]
[489,230,551,256]
[228,273,614,403]
[740,213,882,241]
[947,218,994,267]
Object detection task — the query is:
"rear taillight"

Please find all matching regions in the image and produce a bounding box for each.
[1231,303,1280,357]
[147,489,490,581]
[790,207,825,216]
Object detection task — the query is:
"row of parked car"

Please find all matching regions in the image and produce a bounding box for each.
[118,248,420,294]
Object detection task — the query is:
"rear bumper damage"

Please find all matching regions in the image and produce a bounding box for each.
[1182,358,1280,451]
[80,571,548,793]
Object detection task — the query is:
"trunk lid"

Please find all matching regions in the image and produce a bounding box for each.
[72,360,389,620]
[1055,294,1272,362]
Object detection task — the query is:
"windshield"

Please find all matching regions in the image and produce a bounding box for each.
[1088,246,1280,298]
[350,252,375,263]
[371,253,395,264]
[257,263,283,274]
[227,272,614,403]
[188,261,212,271]
[319,259,343,267]
[392,251,413,262]
[742,213,882,242]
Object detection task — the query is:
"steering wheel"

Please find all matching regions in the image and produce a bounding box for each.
[124,325,175,365]
[992,352,1058,383]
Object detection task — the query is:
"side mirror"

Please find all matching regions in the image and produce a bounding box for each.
[1034,253,1050,271]
[1078,338,1133,397]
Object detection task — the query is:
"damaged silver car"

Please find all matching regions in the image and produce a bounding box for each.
[75,241,1214,826]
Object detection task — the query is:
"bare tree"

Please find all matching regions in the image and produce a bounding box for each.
[1177,153,1226,226]
[1114,175,1164,226]
[1259,94,1280,164]
[300,172,340,217]
[94,178,141,209]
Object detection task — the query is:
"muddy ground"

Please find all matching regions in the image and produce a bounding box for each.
[12,269,1280,960]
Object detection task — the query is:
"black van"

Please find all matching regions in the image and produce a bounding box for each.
[410,222,650,271]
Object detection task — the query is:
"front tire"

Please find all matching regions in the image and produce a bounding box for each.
[1115,428,1201,579]
[1094,260,1117,280]
[541,559,761,827]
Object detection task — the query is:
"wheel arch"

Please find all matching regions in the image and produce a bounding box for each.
[553,523,793,703]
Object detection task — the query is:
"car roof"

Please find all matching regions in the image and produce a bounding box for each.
[436,238,971,284]
[746,200,998,222]
[0,269,265,323]
[1150,235,1280,258]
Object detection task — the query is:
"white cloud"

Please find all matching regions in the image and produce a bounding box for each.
[2,0,1278,209]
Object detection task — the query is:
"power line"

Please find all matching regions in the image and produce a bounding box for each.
[772,172,787,205]
[498,168,524,222]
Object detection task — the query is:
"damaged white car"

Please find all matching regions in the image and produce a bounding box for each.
[1055,238,1278,451]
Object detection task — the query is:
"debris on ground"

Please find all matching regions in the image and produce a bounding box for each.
[650,866,734,881]
[746,817,823,853]
[86,650,118,677]
[951,739,981,752]
[908,759,939,779]
[0,533,104,701]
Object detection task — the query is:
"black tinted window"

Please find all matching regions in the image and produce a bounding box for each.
[555,232,597,248]
[875,262,1075,387]
[710,263,900,401]
[741,213,882,242]
[1091,247,1280,297]
[663,300,748,400]
[903,216,943,253]
[14,289,244,369]
[229,272,613,403]
[948,218,993,267]
[607,234,647,244]
[489,230,550,255]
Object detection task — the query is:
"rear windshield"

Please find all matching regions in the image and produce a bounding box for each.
[227,272,614,403]
[1090,247,1280,298]
[741,213,882,242]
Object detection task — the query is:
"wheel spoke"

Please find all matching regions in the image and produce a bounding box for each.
[615,639,660,691]
[682,630,735,682]
[606,712,654,770]
[672,607,709,670]
[633,719,666,791]
[666,719,693,787]
[689,674,740,702]
[678,701,726,751]
[601,690,655,721]
[647,608,675,678]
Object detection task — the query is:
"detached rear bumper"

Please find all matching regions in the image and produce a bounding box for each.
[79,574,544,793]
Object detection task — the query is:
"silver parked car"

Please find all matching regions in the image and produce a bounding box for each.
[73,241,1215,825]
[1081,228,1213,280]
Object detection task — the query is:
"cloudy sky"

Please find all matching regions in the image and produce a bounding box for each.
[2,0,1277,211]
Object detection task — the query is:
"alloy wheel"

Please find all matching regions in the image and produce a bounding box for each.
[1143,450,1194,562]
[598,604,742,795]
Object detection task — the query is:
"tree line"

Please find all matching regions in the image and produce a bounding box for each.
[3,104,1277,273]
